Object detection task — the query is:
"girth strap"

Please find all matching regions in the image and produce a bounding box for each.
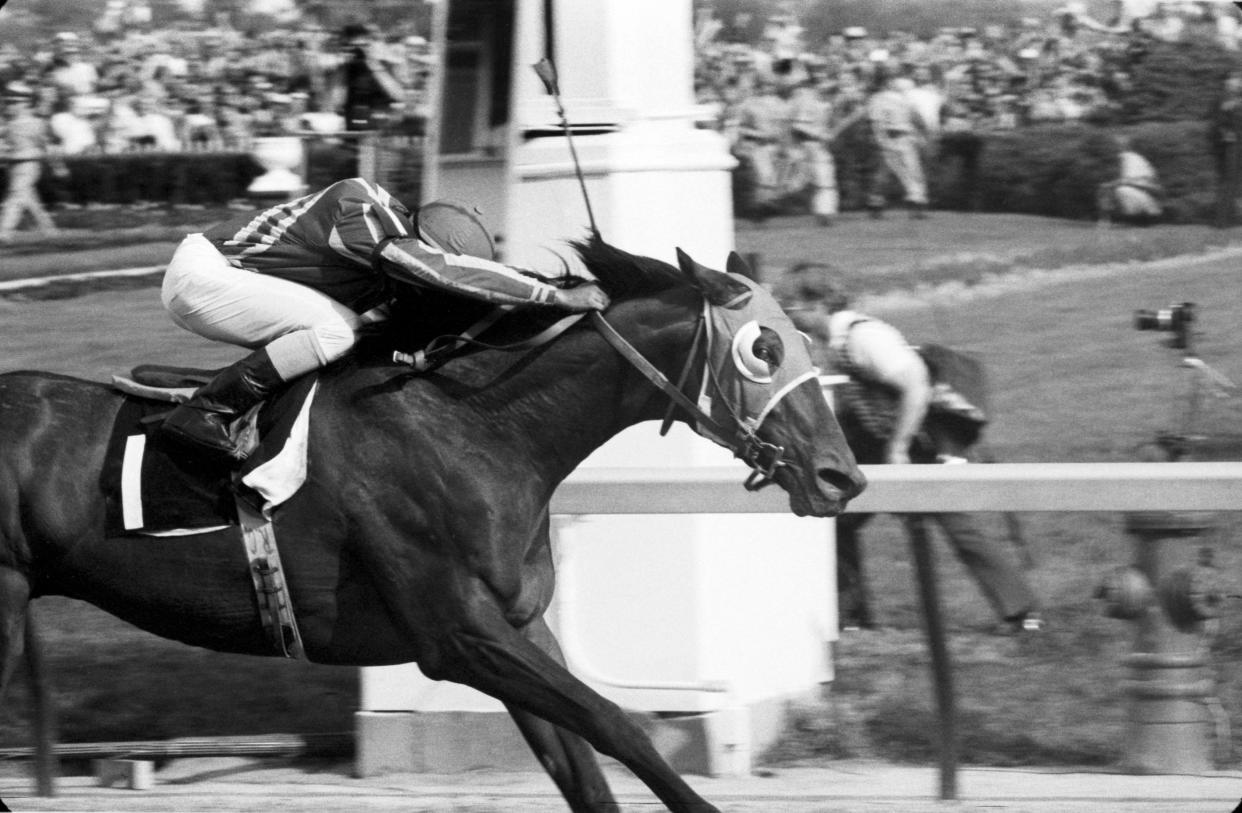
[236,499,305,659]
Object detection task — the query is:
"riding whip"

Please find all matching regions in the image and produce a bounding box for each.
[532,57,601,240]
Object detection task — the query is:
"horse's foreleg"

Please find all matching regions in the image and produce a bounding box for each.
[427,608,718,813]
[506,617,618,813]
[0,567,31,701]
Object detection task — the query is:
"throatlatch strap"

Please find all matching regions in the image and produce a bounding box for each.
[236,499,305,659]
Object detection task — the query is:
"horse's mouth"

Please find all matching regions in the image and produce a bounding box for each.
[779,468,850,518]
[789,494,844,518]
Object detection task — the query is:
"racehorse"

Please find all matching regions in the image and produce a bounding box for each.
[0,238,864,812]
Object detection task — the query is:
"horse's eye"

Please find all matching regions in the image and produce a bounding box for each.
[731,321,783,383]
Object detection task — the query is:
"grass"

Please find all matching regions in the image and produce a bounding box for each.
[1,211,1241,772]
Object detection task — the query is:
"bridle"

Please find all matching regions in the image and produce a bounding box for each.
[589,307,805,491]
[395,301,807,490]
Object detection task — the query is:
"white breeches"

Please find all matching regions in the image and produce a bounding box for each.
[162,234,361,379]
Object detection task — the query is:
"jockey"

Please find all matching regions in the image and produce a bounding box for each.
[159,176,610,459]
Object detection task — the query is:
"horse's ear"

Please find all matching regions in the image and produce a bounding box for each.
[725,251,753,279]
[675,247,753,309]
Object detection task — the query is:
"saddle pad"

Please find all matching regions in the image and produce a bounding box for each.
[103,375,317,535]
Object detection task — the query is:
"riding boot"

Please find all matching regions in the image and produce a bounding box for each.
[160,348,286,459]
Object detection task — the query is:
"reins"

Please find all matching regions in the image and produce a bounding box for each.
[391,301,791,491]
[394,311,587,372]
[588,310,788,491]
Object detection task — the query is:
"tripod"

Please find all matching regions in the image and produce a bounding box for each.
[1149,345,1237,462]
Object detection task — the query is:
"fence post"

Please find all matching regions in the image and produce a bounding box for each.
[904,515,958,801]
[23,610,57,797]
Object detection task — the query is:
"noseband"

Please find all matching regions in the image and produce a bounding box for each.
[588,310,792,491]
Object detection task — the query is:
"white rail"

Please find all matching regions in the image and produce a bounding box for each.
[551,462,1242,515]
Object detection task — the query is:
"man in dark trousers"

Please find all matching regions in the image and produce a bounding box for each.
[776,263,1042,633]
[1210,69,1242,229]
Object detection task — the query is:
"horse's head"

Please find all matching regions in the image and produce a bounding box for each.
[575,238,864,517]
[671,248,865,516]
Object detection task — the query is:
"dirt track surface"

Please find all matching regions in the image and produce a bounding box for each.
[1,759,1240,812]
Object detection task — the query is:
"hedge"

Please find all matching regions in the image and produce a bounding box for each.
[930,120,1216,223]
[35,151,265,208]
[734,118,1218,224]
[7,122,1215,224]
[22,139,407,208]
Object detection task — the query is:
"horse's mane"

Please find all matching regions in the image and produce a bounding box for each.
[358,236,689,365]
[570,235,685,301]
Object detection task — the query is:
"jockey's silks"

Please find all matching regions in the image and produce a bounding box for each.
[203,177,562,313]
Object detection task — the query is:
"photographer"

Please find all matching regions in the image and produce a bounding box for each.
[776,263,1042,633]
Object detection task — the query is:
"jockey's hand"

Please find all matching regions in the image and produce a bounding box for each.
[554,283,611,312]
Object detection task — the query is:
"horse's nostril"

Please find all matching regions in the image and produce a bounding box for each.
[819,467,864,499]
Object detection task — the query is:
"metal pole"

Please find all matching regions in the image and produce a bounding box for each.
[532,57,600,239]
[904,515,958,801]
[23,611,57,797]
[419,0,450,203]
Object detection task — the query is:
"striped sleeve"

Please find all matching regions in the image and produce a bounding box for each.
[378,238,561,306]
[325,178,414,267]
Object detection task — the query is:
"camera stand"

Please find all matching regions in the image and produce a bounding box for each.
[1152,354,1238,461]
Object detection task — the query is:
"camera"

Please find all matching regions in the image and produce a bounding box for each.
[1134,302,1194,350]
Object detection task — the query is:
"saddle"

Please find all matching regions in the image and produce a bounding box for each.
[106,364,317,532]
[104,365,317,659]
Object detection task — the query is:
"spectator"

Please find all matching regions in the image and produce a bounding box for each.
[787,70,839,226]
[47,32,99,98]
[329,24,406,131]
[180,98,223,151]
[733,69,788,219]
[48,92,98,156]
[866,67,930,218]
[775,263,1043,633]
[939,90,985,211]
[0,83,61,243]
[216,96,255,151]
[123,94,180,151]
[905,64,945,142]
[1096,134,1162,226]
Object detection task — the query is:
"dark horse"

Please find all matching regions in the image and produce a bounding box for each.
[0,239,864,812]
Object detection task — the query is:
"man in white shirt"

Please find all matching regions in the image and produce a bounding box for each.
[1097,135,1162,226]
[775,263,1042,633]
[867,69,930,218]
[48,33,99,98]
[121,95,180,151]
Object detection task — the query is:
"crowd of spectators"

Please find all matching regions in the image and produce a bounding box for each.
[0,18,433,159]
[692,1,1242,220]
[698,2,1242,136]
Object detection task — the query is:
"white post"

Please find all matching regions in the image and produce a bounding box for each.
[357,0,835,779]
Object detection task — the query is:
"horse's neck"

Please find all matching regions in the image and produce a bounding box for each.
[462,300,697,486]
